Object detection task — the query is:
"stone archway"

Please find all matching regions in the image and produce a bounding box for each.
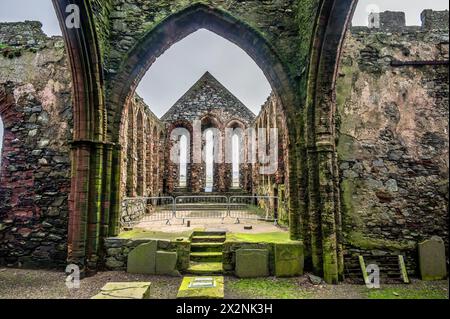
[52,0,358,283]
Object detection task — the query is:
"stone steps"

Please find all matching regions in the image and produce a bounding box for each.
[193,230,226,237]
[191,235,226,243]
[186,231,226,275]
[186,262,224,275]
[191,242,224,252]
[190,252,223,262]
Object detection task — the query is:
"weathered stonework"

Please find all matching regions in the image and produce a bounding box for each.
[252,93,290,225]
[336,17,449,272]
[1,3,447,284]
[162,72,255,194]
[103,237,190,272]
[119,94,165,198]
[0,22,72,268]
[52,0,348,281]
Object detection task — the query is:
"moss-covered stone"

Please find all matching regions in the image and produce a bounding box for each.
[176,276,224,299]
[156,251,180,276]
[127,241,157,274]
[418,237,447,281]
[274,242,304,277]
[226,232,291,244]
[347,231,416,251]
[235,249,269,278]
[91,282,151,299]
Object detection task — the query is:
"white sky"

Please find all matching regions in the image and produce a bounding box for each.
[0,0,448,152]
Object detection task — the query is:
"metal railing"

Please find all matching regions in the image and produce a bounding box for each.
[121,196,175,228]
[175,195,229,222]
[120,195,279,226]
[228,195,278,224]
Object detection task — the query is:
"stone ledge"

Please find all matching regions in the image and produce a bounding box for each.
[91,282,151,299]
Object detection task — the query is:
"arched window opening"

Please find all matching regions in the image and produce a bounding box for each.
[232,133,240,188]
[179,134,188,188]
[204,129,215,192]
[136,28,271,118]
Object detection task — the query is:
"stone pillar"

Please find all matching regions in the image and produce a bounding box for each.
[68,142,91,270]
[146,129,154,196]
[108,145,122,237]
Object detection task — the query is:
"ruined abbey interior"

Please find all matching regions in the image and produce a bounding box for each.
[0,0,448,286]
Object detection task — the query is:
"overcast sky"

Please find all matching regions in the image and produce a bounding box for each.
[0,0,448,152]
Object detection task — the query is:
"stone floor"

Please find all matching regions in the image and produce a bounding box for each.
[135,216,287,234]
[0,268,448,299]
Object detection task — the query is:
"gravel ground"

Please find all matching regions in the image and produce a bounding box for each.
[0,268,448,299]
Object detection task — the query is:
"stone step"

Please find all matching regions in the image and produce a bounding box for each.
[193,231,226,237]
[191,235,226,243]
[186,262,223,275]
[191,242,224,252]
[190,252,223,262]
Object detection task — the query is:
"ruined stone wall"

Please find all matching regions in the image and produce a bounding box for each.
[119,94,165,199]
[0,21,167,268]
[337,12,449,271]
[0,22,72,268]
[162,72,255,194]
[252,93,290,225]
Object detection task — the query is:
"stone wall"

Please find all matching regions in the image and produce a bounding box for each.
[337,12,449,272]
[252,93,290,225]
[0,22,72,268]
[162,72,255,194]
[104,237,190,271]
[119,94,165,199]
[0,22,168,268]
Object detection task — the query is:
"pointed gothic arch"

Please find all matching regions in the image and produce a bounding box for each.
[52,0,358,283]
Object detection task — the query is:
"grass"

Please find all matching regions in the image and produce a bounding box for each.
[117,229,193,240]
[226,231,293,243]
[366,285,448,299]
[227,277,311,299]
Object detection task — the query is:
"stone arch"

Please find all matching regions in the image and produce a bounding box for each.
[165,120,193,193]
[303,0,358,283]
[225,119,247,189]
[52,0,358,282]
[107,3,296,142]
[201,114,223,192]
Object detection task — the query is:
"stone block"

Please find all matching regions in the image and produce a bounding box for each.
[418,236,447,281]
[156,251,180,276]
[91,282,151,299]
[274,242,304,277]
[127,241,157,274]
[235,249,269,278]
[176,276,224,299]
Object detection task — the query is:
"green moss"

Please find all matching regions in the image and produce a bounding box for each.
[118,229,193,240]
[347,231,416,251]
[226,232,294,244]
[367,286,448,299]
[177,276,224,299]
[227,277,311,299]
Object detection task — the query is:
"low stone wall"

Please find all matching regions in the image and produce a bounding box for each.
[104,237,190,271]
[344,246,417,277]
